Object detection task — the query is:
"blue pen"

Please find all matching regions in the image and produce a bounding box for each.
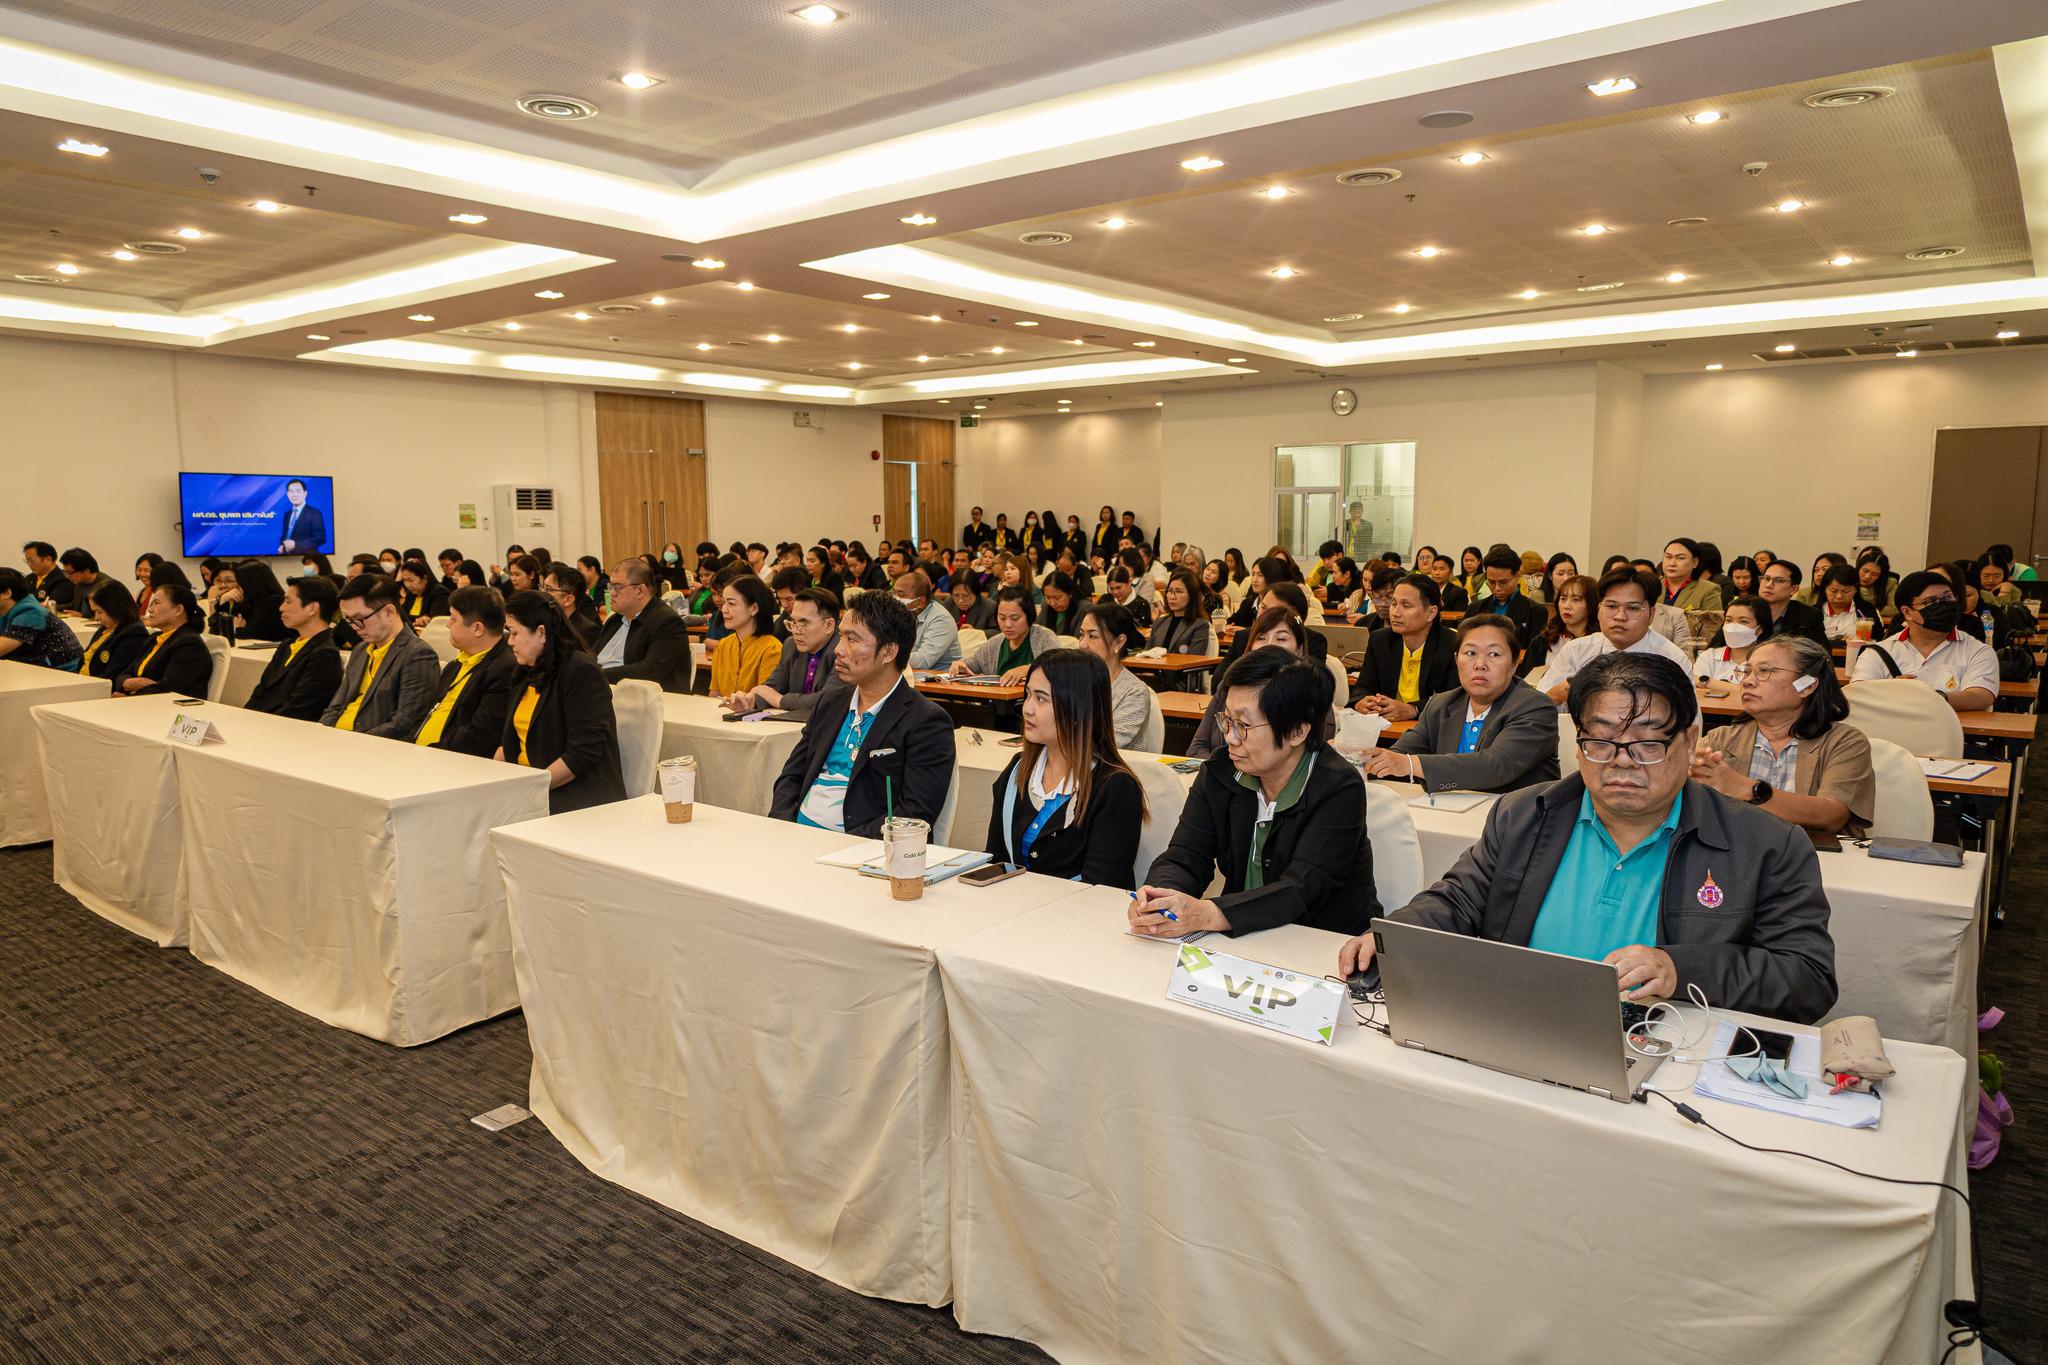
[1128,889,1178,922]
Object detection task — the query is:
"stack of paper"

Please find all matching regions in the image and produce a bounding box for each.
[814,840,994,885]
[1918,758,1993,781]
[1690,1022,1881,1129]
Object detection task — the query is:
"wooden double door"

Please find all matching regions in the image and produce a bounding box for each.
[1929,426,2048,571]
[597,392,708,566]
[883,414,954,547]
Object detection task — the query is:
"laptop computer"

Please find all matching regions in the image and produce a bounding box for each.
[1371,919,1667,1103]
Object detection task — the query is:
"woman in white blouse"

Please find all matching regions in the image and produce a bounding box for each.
[1694,595,1768,686]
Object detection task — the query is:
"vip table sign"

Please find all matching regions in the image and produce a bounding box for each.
[3,663,109,847]
[1168,942,1345,1044]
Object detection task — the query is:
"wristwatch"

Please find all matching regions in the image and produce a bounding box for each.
[1748,779,1774,805]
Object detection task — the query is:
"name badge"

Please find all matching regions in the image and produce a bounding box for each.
[167,711,223,747]
[1167,944,1344,1045]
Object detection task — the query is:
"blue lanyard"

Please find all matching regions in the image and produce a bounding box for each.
[1018,791,1070,861]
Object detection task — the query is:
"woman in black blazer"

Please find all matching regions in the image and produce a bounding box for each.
[115,586,214,698]
[496,590,627,815]
[397,560,452,626]
[984,648,1145,887]
[1146,570,1214,690]
[81,579,152,681]
[228,560,291,642]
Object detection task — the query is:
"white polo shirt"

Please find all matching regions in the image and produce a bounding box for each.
[1544,628,1692,693]
[1850,630,1999,698]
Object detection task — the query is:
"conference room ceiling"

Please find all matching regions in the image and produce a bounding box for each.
[0,0,1340,170]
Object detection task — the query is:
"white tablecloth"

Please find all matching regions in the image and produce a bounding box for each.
[33,697,189,944]
[175,706,551,1044]
[493,797,1090,1305]
[948,727,1020,851]
[656,693,804,814]
[1,663,108,846]
[218,642,281,707]
[938,887,1969,1365]
[1371,780,1986,1055]
[62,616,97,646]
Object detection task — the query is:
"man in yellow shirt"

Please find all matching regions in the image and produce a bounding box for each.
[319,575,441,738]
[1348,573,1458,720]
[412,586,518,756]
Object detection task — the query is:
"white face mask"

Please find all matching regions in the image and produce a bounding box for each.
[1722,623,1759,648]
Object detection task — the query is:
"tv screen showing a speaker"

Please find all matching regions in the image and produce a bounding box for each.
[178,472,335,558]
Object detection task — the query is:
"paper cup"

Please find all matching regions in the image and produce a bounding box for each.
[883,817,929,900]
[659,757,697,824]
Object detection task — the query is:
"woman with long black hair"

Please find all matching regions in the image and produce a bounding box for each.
[496,590,625,815]
[984,648,1146,886]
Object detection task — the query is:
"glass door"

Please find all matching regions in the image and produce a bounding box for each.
[1274,488,1340,562]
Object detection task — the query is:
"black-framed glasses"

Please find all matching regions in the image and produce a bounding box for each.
[1215,715,1272,741]
[1577,736,1673,765]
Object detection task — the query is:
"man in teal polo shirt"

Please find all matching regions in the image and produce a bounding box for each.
[1337,651,1836,1023]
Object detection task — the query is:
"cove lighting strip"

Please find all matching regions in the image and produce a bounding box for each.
[0,0,1806,240]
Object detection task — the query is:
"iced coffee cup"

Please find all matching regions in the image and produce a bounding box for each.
[659,756,697,824]
[882,817,928,901]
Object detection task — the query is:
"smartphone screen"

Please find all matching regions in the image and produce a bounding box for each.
[1747,1028,1795,1063]
[960,862,1021,887]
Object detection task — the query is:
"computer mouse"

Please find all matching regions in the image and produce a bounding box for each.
[1346,963,1381,1001]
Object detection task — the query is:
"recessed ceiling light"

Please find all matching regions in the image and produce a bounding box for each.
[1269,266,1300,278]
[1100,216,1132,229]
[1180,155,1225,171]
[915,354,931,362]
[1451,151,1488,166]
[1516,288,1540,300]
[448,212,488,225]
[691,257,725,269]
[764,333,784,343]
[407,313,434,322]
[693,342,713,351]
[1322,313,1363,322]
[503,322,522,331]
[1774,199,1804,214]
[1586,76,1638,96]
[1392,303,1412,314]
[1014,320,1038,327]
[174,227,204,240]
[1580,223,1610,236]
[616,71,663,90]
[1257,186,1293,199]
[791,3,843,24]
[1828,254,1855,267]
[1068,338,1086,345]
[249,200,282,213]
[109,249,138,262]
[57,138,108,157]
[1132,340,1156,348]
[973,404,988,410]
[734,281,755,291]
[52,263,82,276]
[1686,111,1724,125]
[1226,357,1246,363]
[923,314,942,322]
[862,292,891,299]
[647,295,667,306]
[1155,400,1165,407]
[1894,349,1918,359]
[535,289,564,299]
[1412,246,1442,259]
[900,213,937,227]
[1774,343,1796,353]
[838,323,860,333]
[846,361,863,370]
[1997,329,2020,340]
[989,346,1007,354]
[937,399,951,404]
[306,334,330,341]
[1704,363,1723,371]
[1663,271,1688,283]
[571,311,592,320]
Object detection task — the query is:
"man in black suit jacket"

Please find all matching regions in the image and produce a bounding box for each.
[277,479,327,553]
[411,586,519,756]
[1366,616,1559,793]
[770,591,955,836]
[1756,560,1828,646]
[21,541,73,609]
[961,508,995,551]
[247,577,344,720]
[1466,546,1546,647]
[1348,574,1458,715]
[590,559,693,692]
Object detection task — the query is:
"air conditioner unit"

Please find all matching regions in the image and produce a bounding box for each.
[492,484,559,544]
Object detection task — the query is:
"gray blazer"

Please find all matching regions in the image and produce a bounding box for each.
[1390,773,1837,1023]
[319,628,443,739]
[1390,679,1559,793]
[764,633,838,716]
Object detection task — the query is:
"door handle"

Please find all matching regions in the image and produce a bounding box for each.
[659,500,668,548]
[642,500,650,553]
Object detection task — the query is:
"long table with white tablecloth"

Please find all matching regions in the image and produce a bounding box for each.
[492,796,1093,1305]
[656,692,804,815]
[2,662,108,846]
[937,885,1970,1365]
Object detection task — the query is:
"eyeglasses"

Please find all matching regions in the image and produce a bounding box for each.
[1761,574,1794,587]
[1214,714,1272,741]
[342,610,378,627]
[1747,663,1798,682]
[1599,600,1649,616]
[1577,736,1673,764]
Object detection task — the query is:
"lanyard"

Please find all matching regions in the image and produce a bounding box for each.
[1018,792,1070,861]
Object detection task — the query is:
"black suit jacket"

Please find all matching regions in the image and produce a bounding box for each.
[32,568,74,608]
[985,757,1143,888]
[1770,598,1828,647]
[246,631,344,721]
[83,621,151,681]
[1438,581,1470,612]
[1389,678,1560,792]
[115,628,213,698]
[962,521,995,550]
[400,582,450,623]
[1348,622,1458,708]
[770,678,956,836]
[417,638,517,756]
[500,652,627,815]
[278,503,326,553]
[1464,590,1545,648]
[593,598,694,693]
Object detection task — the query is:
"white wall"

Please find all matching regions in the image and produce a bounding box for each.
[1590,363,1644,562]
[955,409,1162,534]
[1638,347,2048,571]
[704,398,884,550]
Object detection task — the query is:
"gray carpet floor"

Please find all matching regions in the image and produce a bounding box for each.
[4,797,2043,1362]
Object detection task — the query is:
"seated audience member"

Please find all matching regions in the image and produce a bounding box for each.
[1101,567,1153,628]
[113,585,211,697]
[397,559,452,626]
[591,559,693,693]
[21,541,73,609]
[1307,539,1342,590]
[953,585,1060,685]
[950,573,998,632]
[1849,570,1998,710]
[725,587,840,717]
[1540,552,1580,605]
[320,576,441,737]
[0,568,85,671]
[1855,551,1896,614]
[770,591,955,834]
[1651,599,1695,653]
[1975,556,2024,609]
[1146,570,1214,681]
[1756,559,1827,645]
[1199,559,1232,614]
[1340,652,1839,1024]
[346,554,380,580]
[1076,601,1156,750]
[57,549,116,619]
[1363,614,1559,792]
[132,553,165,617]
[377,548,403,576]
[81,580,151,681]
[1524,572,1594,675]
[1132,648,1377,937]
[1796,552,1847,607]
[1038,571,1084,637]
[246,576,343,721]
[709,575,783,696]
[1467,545,1546,647]
[1224,580,1330,666]
[451,559,488,591]
[1349,573,1455,719]
[1347,564,1400,629]
[1659,538,1724,613]
[893,569,963,670]
[843,544,885,592]
[496,590,626,815]
[503,554,542,595]
[1959,568,2030,649]
[803,544,846,601]
[1424,553,1470,612]
[1693,635,1873,837]
[768,566,812,633]
[985,648,1147,887]
[437,549,464,590]
[1543,567,1692,704]
[411,586,518,755]
[1724,555,1759,599]
[1189,606,1337,758]
[1819,565,1877,641]
[542,563,598,644]
[1692,595,1770,686]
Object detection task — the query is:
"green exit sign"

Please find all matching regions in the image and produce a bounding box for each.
[959,414,979,428]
